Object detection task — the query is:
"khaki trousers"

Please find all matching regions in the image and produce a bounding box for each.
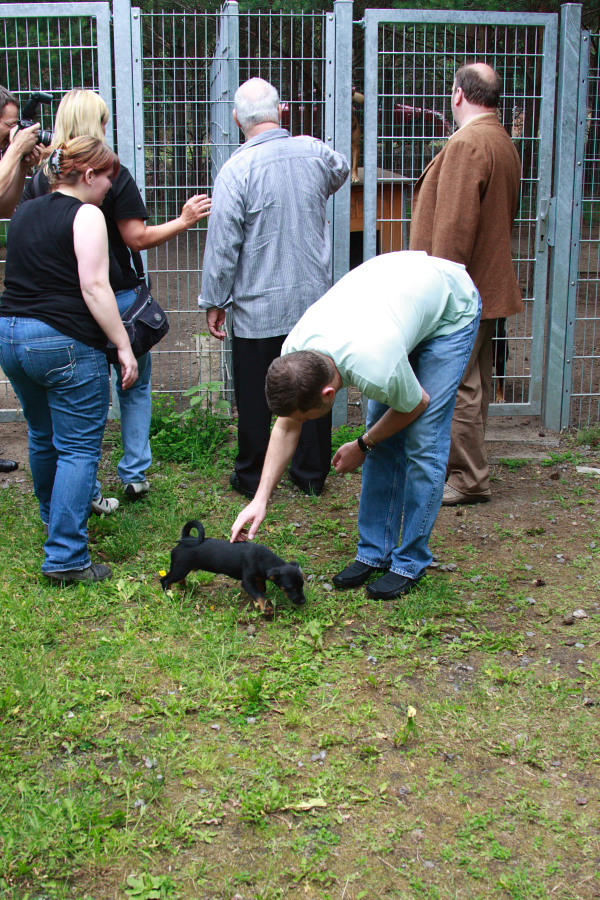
[446,318,497,496]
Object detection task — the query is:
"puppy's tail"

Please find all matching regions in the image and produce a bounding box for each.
[181,520,206,543]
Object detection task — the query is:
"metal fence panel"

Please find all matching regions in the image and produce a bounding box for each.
[362,8,558,418]
[138,4,330,408]
[571,28,600,428]
[0,1,112,420]
[1,2,598,429]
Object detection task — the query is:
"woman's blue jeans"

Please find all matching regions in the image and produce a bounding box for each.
[113,287,152,484]
[0,317,110,573]
[93,286,152,499]
[356,309,481,581]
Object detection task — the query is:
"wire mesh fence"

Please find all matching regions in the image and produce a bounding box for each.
[139,7,328,408]
[0,3,598,430]
[360,15,552,414]
[572,30,600,427]
[0,4,112,416]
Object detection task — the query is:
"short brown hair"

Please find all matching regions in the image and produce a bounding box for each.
[266,351,333,417]
[0,86,19,116]
[455,65,501,109]
[48,136,119,186]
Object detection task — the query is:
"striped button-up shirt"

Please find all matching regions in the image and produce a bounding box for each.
[198,128,349,338]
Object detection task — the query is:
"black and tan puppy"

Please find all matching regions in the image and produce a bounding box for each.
[161,520,306,613]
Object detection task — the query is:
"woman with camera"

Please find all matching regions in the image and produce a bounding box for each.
[23,89,211,511]
[0,137,138,583]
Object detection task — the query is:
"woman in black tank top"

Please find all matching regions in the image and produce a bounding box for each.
[0,137,137,583]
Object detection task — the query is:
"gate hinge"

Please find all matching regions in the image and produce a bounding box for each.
[538,196,556,251]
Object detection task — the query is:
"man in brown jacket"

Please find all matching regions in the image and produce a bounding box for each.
[410,63,523,504]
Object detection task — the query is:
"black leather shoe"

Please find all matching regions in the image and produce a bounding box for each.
[0,458,18,473]
[288,469,324,497]
[45,563,112,584]
[333,560,388,589]
[366,571,423,601]
[229,472,256,500]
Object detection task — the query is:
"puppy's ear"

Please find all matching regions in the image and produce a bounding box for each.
[266,566,282,583]
[290,561,304,576]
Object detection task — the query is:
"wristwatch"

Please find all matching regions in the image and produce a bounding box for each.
[357,432,375,453]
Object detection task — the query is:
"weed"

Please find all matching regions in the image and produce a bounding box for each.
[540,449,583,467]
[150,382,230,464]
[393,704,418,746]
[499,457,531,470]
[331,423,364,455]
[125,874,177,899]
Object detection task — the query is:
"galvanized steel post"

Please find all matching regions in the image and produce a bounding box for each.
[330,0,353,427]
[544,3,586,430]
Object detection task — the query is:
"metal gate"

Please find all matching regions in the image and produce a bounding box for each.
[133,4,335,407]
[0,2,598,429]
[361,8,559,419]
[0,1,113,422]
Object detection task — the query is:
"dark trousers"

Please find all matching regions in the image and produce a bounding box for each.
[232,334,332,495]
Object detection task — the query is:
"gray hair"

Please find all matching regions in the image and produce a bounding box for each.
[234,78,279,132]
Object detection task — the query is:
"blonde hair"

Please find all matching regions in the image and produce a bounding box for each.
[48,136,119,187]
[51,89,109,145]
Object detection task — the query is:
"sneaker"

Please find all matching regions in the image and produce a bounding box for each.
[45,562,113,584]
[442,483,491,506]
[91,495,119,515]
[0,458,18,473]
[124,480,150,499]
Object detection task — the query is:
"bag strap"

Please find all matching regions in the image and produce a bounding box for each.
[29,170,45,199]
[131,249,152,291]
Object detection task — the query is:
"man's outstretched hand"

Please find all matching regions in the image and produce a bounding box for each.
[230,498,267,543]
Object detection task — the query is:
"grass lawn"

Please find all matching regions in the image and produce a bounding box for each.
[0,412,599,900]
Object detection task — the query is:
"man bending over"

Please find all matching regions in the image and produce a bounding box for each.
[231,251,481,601]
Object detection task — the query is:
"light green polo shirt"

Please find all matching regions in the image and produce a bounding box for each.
[282,251,479,412]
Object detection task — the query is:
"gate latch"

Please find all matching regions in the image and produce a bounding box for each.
[537,197,556,251]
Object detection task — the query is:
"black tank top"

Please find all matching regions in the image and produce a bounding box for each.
[0,192,106,349]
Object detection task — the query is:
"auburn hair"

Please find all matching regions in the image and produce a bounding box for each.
[48,136,119,186]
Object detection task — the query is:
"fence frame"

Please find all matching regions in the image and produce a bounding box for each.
[0,0,114,422]
[362,6,559,420]
[544,3,590,429]
[0,2,598,430]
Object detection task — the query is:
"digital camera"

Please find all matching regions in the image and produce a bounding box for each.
[17,91,54,147]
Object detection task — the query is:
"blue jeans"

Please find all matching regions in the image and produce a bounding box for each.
[356,308,481,580]
[93,286,152,498]
[0,317,110,572]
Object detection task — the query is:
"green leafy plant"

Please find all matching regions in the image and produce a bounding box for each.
[150,381,230,464]
[331,423,365,455]
[125,873,176,900]
[499,457,531,470]
[393,705,418,746]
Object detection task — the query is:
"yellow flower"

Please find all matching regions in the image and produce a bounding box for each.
[159,570,167,577]
[407,706,417,719]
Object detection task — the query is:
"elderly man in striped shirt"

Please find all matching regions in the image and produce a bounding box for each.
[199,77,349,500]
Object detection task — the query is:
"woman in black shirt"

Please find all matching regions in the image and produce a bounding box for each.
[23,89,211,508]
[0,137,137,583]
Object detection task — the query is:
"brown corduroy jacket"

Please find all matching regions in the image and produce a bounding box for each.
[410,113,524,320]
